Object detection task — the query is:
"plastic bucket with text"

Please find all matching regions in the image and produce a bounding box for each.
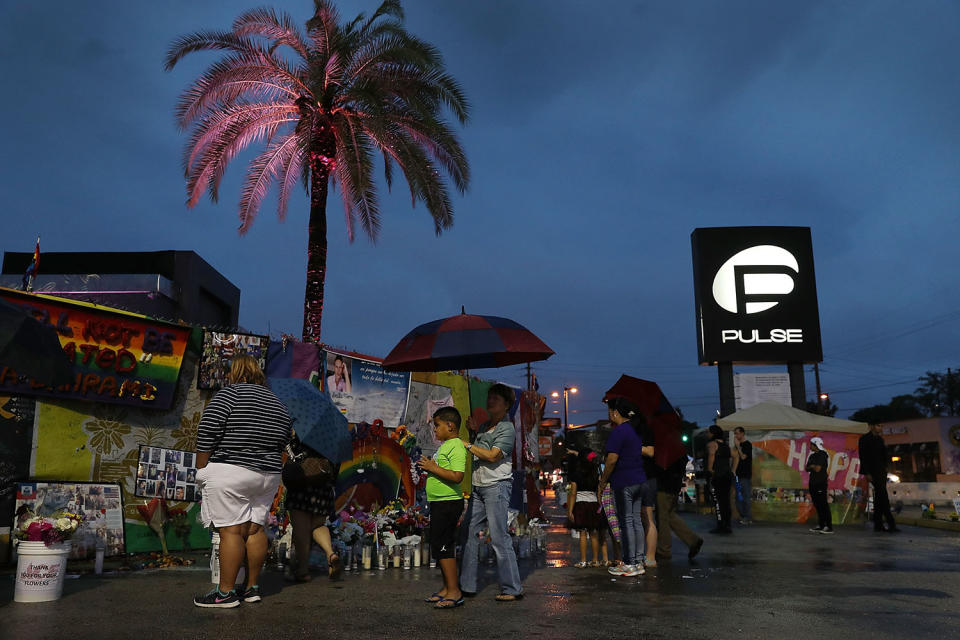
[14,541,72,603]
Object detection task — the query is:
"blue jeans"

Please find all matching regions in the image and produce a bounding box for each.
[614,484,645,565]
[460,480,523,595]
[736,476,752,520]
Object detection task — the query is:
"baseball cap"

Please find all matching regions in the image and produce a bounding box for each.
[810,436,825,450]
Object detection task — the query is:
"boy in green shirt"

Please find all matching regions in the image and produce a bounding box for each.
[416,406,467,609]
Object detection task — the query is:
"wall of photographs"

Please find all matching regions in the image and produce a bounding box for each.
[135,446,200,502]
[197,331,269,390]
[15,482,125,559]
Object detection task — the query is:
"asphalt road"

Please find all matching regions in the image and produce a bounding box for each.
[3,500,959,640]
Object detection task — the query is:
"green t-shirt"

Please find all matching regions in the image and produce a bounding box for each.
[426,438,467,502]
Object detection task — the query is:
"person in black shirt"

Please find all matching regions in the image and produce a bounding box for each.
[858,424,899,532]
[637,421,658,566]
[706,425,733,534]
[806,437,833,534]
[732,427,753,524]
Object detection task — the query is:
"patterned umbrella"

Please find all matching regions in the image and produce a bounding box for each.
[381,308,554,372]
[268,378,352,463]
[603,374,687,470]
[0,297,73,386]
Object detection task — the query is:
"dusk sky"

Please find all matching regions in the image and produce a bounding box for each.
[3,1,959,427]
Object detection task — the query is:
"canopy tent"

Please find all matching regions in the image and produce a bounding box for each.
[717,402,868,434]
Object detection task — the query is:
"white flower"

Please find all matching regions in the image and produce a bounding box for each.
[56,518,72,530]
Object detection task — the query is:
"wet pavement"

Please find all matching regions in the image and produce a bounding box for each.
[3,495,960,640]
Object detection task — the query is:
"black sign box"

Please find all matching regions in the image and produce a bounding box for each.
[691,226,823,365]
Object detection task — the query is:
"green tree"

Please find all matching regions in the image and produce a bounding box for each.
[165,0,469,341]
[805,400,838,417]
[914,369,960,416]
[850,394,924,424]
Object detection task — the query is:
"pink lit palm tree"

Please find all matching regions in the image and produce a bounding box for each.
[164,0,469,341]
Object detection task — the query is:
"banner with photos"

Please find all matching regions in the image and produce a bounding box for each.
[135,446,200,503]
[323,350,410,429]
[198,331,269,390]
[15,482,125,559]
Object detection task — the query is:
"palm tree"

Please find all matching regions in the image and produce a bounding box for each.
[164,0,469,341]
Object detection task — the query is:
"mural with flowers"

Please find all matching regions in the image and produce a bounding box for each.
[31,351,214,552]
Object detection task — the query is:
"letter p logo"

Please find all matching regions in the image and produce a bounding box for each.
[712,245,799,314]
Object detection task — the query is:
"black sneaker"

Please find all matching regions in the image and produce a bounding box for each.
[819,527,835,535]
[809,526,824,532]
[241,585,262,603]
[194,588,240,608]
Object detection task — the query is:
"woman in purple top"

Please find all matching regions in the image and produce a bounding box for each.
[597,397,649,577]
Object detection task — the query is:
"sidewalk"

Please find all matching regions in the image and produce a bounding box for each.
[3,494,960,640]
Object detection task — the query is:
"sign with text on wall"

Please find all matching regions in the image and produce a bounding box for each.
[0,288,189,409]
[691,227,823,365]
[323,349,410,429]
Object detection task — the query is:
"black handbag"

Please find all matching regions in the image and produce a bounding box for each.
[282,444,334,490]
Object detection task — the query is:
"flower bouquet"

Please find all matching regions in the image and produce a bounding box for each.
[14,506,84,547]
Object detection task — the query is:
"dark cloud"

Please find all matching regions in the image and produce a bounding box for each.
[2,1,959,424]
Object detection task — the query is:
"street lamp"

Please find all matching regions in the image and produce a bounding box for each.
[551,386,578,435]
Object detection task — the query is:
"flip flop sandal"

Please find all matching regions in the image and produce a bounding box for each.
[495,593,524,602]
[434,598,465,609]
[574,561,588,568]
[424,593,444,603]
[327,554,342,580]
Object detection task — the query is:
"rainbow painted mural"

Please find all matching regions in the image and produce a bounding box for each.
[336,437,415,508]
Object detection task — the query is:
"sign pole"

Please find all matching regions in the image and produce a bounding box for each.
[718,363,736,418]
[787,362,806,410]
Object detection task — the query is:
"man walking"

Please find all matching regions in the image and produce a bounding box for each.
[732,427,753,525]
[858,423,899,533]
[655,456,704,562]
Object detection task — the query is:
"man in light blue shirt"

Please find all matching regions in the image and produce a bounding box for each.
[460,383,523,600]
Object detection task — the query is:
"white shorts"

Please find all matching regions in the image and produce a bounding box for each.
[196,462,280,528]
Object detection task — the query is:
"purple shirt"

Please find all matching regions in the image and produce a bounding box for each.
[605,421,647,490]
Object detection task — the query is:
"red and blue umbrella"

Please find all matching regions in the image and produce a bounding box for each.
[603,374,687,470]
[381,309,554,372]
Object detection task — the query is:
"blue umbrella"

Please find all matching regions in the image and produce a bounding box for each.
[268,378,352,463]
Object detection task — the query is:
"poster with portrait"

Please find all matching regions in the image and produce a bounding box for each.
[323,350,410,429]
[197,331,269,390]
[135,445,199,503]
[15,482,125,559]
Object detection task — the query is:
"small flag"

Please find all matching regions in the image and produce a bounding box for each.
[22,236,39,292]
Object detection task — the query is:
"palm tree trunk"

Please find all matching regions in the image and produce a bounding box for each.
[302,153,332,343]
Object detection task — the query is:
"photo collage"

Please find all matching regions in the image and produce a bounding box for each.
[135,446,200,503]
[197,331,269,390]
[15,482,125,559]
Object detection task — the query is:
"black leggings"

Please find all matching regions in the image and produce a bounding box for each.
[711,475,732,529]
[810,486,831,528]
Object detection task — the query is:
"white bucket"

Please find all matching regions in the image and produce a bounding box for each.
[14,541,72,603]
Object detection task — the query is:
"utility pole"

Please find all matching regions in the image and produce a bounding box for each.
[814,363,822,399]
[526,363,532,391]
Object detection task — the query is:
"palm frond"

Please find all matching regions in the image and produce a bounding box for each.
[332,113,380,241]
[238,134,300,233]
[232,7,310,59]
[307,0,340,58]
[164,30,257,72]
[175,55,302,129]
[277,139,307,222]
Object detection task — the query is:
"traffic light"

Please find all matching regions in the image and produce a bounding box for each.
[681,434,689,442]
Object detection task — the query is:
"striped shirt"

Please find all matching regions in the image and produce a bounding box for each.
[196,383,292,474]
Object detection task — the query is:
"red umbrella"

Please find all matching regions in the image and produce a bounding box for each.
[603,374,687,470]
[381,308,554,372]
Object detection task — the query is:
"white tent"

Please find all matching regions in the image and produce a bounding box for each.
[716,402,868,435]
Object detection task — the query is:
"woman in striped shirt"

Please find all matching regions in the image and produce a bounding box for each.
[193,355,291,608]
